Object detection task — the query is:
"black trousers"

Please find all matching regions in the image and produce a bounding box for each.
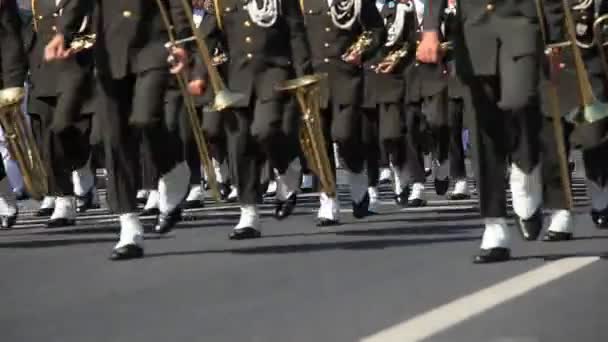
[97,69,184,213]
[202,108,230,185]
[581,70,608,189]
[540,116,573,210]
[364,103,423,184]
[29,98,92,196]
[322,102,365,175]
[422,90,450,168]
[467,52,542,218]
[225,97,299,205]
[404,102,434,184]
[448,97,467,179]
[362,109,380,187]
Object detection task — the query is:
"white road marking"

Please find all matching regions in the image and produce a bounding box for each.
[361,257,599,342]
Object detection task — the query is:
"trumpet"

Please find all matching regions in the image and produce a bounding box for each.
[0,88,48,200]
[165,36,229,67]
[70,33,96,52]
[276,74,336,197]
[374,44,410,74]
[341,31,374,62]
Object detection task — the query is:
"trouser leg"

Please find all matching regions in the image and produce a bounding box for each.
[404,103,427,184]
[47,115,93,196]
[362,108,380,188]
[448,97,466,179]
[540,116,573,210]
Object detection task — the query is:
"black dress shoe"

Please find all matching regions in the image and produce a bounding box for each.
[424,168,432,178]
[447,192,471,201]
[229,227,261,240]
[154,208,182,234]
[473,248,511,264]
[46,217,76,228]
[140,207,160,216]
[0,214,17,229]
[394,186,411,207]
[275,193,297,220]
[110,244,144,261]
[407,198,427,207]
[352,192,371,219]
[542,231,573,242]
[15,192,29,201]
[182,199,204,209]
[219,183,231,201]
[76,190,100,213]
[515,209,543,241]
[591,208,608,229]
[317,218,339,227]
[434,177,450,196]
[35,207,54,217]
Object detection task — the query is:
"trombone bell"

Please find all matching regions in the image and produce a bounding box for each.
[566,100,608,124]
[204,90,246,113]
[275,74,327,91]
[0,87,48,201]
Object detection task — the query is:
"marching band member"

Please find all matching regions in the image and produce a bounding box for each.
[189,0,312,239]
[568,0,608,231]
[300,0,385,225]
[45,0,192,260]
[401,0,449,206]
[362,0,418,208]
[192,0,236,204]
[419,0,564,263]
[27,0,97,227]
[442,0,471,201]
[0,0,27,228]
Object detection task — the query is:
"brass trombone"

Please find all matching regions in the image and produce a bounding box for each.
[154,0,223,201]
[173,0,244,112]
[276,74,336,197]
[535,0,606,209]
[0,88,48,200]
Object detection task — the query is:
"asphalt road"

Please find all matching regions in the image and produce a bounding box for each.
[0,165,606,342]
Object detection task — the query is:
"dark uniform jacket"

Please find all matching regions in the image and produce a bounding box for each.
[362,0,417,108]
[58,0,190,79]
[300,0,385,108]
[0,0,27,88]
[197,0,312,108]
[424,0,564,77]
[26,0,96,127]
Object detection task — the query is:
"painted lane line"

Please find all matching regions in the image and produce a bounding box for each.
[361,257,599,342]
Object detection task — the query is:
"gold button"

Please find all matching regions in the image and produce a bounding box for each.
[123,10,132,18]
[325,27,331,32]
[225,7,232,12]
[52,25,57,32]
[244,20,251,27]
[486,3,494,11]
[324,43,330,47]
[245,37,252,43]
[308,10,313,14]
[37,15,43,20]
[324,58,330,63]
[247,53,253,59]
